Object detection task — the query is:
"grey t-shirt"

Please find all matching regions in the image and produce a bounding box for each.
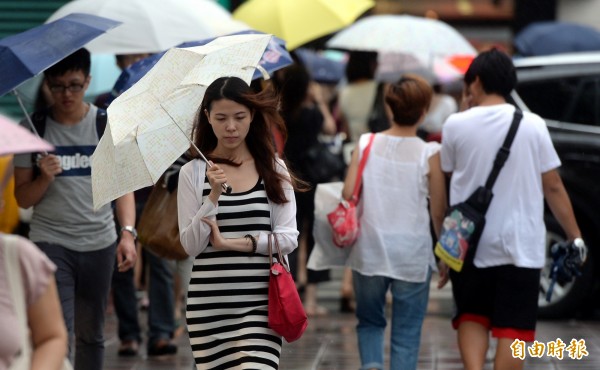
[13,105,116,252]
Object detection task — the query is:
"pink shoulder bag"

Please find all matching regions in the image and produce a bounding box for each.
[327,133,376,248]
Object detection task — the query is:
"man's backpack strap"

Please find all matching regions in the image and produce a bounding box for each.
[96,108,107,139]
[30,109,49,138]
[29,109,49,176]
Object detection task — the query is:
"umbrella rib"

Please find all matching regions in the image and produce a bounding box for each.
[13,90,48,155]
[159,103,231,193]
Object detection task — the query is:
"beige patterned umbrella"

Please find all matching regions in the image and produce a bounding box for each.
[91,33,272,210]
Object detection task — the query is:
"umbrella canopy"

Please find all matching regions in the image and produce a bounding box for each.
[46,0,249,54]
[326,15,476,66]
[91,34,273,210]
[294,48,347,83]
[0,115,54,156]
[233,0,374,50]
[106,31,293,105]
[376,52,475,83]
[514,21,600,56]
[0,13,120,97]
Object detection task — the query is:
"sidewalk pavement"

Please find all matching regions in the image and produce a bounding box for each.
[101,270,600,370]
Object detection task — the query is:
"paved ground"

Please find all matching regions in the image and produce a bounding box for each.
[101,272,600,370]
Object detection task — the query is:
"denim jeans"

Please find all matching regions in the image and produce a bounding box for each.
[112,249,176,347]
[352,269,431,370]
[37,242,116,370]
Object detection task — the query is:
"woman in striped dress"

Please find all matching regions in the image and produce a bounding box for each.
[177,77,300,369]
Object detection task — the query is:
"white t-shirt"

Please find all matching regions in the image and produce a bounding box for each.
[348,133,440,282]
[441,104,561,268]
[421,94,457,134]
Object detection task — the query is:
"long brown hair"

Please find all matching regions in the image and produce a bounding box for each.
[191,76,300,204]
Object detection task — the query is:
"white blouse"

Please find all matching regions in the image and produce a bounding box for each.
[347,134,440,283]
[177,158,299,257]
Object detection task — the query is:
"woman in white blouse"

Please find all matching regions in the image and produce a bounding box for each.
[341,75,448,370]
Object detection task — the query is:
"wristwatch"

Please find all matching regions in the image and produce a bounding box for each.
[120,226,138,240]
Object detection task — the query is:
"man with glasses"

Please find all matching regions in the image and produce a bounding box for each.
[12,48,137,370]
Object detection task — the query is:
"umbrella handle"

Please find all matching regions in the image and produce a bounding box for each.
[164,109,233,194]
[205,158,233,194]
[192,143,233,194]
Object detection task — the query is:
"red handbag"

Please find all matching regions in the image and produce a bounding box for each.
[267,233,308,343]
[327,133,376,248]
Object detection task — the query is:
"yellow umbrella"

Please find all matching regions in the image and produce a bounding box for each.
[233,0,374,50]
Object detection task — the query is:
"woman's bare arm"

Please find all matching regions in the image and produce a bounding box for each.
[28,277,68,370]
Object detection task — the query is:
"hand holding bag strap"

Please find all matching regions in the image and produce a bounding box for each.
[272,233,290,271]
[350,133,376,202]
[3,235,32,368]
[268,233,290,271]
[484,109,523,190]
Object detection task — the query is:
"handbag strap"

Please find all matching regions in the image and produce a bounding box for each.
[350,133,376,201]
[484,109,523,190]
[3,235,31,360]
[267,233,290,272]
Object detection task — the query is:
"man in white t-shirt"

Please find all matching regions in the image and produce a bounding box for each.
[440,48,582,370]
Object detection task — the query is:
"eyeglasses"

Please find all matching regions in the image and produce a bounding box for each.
[48,83,85,94]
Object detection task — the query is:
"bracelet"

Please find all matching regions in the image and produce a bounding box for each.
[245,234,257,254]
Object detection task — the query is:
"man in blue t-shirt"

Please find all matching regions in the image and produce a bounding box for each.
[13,48,137,370]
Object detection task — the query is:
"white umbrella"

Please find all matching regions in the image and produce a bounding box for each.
[91,33,272,210]
[46,0,250,54]
[327,15,476,67]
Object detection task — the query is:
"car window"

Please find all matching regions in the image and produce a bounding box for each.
[515,75,600,126]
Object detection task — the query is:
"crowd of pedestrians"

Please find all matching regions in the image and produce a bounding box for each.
[0,44,585,370]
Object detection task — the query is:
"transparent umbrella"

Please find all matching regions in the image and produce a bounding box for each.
[327,15,476,67]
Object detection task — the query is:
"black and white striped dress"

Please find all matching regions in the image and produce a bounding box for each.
[186,176,282,370]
